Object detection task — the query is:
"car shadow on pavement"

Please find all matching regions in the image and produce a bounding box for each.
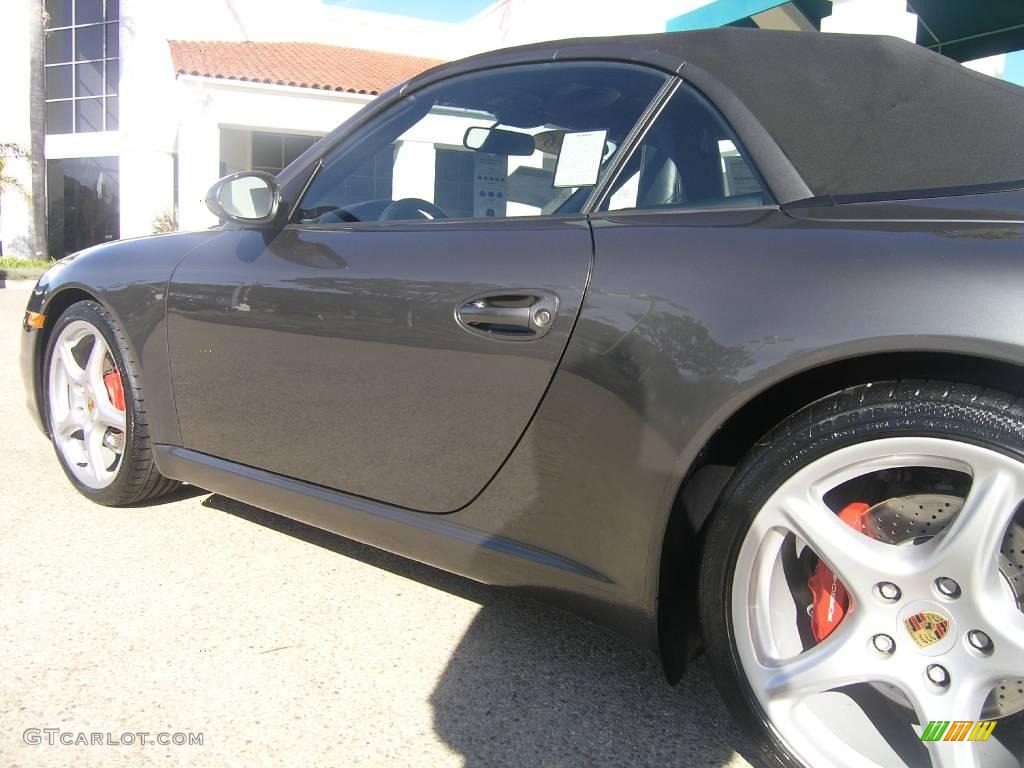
[204,494,752,768]
[120,482,209,507]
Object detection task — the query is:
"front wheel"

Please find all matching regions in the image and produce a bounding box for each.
[700,381,1024,768]
[44,300,179,506]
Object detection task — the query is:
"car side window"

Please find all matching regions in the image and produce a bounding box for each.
[294,62,668,224]
[600,83,770,213]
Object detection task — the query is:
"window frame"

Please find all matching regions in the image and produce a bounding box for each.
[589,78,777,217]
[286,60,679,231]
[44,0,119,134]
[249,130,321,176]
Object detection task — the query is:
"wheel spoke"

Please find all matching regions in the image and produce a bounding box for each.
[58,340,86,384]
[85,426,108,480]
[757,614,889,707]
[924,739,982,768]
[94,396,126,432]
[986,610,1024,681]
[909,679,992,768]
[777,493,908,600]
[926,459,1024,596]
[53,407,79,437]
[85,332,108,395]
[50,367,69,423]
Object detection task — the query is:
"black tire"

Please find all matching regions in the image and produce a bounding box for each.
[698,380,1024,768]
[44,300,180,506]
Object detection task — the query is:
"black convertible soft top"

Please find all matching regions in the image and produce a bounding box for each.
[463,28,1024,202]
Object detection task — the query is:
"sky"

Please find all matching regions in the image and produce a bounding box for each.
[1006,50,1024,86]
[324,0,493,22]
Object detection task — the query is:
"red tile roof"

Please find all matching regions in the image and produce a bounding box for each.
[168,40,444,95]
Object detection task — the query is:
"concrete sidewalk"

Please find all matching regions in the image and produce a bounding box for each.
[0,287,751,768]
[0,278,39,289]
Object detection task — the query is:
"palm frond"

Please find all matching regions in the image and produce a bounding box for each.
[0,174,29,200]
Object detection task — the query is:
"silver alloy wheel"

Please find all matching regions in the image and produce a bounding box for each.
[732,437,1024,768]
[47,320,127,490]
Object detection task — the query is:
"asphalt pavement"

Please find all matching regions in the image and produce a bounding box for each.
[0,286,753,768]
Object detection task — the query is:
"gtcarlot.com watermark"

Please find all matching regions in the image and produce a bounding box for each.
[23,728,203,747]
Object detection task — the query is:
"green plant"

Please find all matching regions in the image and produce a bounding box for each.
[0,256,52,268]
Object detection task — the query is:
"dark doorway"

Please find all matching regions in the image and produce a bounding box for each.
[46,155,119,256]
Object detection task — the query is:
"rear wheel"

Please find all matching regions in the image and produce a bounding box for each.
[44,300,179,506]
[700,381,1024,768]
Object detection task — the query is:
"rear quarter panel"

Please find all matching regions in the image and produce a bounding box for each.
[455,196,1024,649]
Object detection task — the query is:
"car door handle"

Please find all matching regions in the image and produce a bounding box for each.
[456,292,559,340]
[458,303,531,328]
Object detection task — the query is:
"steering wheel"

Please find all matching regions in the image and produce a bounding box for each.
[379,198,449,221]
[314,206,360,224]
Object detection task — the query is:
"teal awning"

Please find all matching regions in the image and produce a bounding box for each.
[666,0,788,31]
[911,0,1024,62]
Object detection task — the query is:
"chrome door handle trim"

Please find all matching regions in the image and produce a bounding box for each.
[455,291,559,340]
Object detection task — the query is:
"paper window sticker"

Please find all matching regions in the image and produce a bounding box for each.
[553,130,608,188]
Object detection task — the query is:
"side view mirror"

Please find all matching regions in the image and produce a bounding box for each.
[206,171,281,226]
[463,126,535,157]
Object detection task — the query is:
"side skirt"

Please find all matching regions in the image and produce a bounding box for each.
[153,445,612,590]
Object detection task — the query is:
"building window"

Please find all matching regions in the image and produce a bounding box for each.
[250,131,319,175]
[44,0,119,134]
[220,129,324,178]
[47,156,119,256]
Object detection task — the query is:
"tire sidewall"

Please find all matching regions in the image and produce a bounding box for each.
[43,301,140,506]
[699,383,1024,768]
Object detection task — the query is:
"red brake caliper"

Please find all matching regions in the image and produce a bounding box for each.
[103,368,126,412]
[807,501,870,642]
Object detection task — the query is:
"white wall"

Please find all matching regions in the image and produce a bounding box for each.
[821,0,918,40]
[219,128,252,176]
[117,0,182,239]
[0,0,38,259]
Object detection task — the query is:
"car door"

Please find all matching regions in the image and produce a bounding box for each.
[166,60,670,513]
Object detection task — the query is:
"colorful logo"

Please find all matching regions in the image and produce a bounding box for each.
[921,721,997,742]
[904,610,950,649]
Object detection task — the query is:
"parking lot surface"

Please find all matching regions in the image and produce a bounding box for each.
[0,287,752,768]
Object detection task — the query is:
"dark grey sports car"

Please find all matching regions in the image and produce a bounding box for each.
[19,28,1024,768]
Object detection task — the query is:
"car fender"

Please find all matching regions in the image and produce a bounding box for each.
[22,231,227,446]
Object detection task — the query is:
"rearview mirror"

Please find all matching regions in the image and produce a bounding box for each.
[206,171,281,226]
[463,126,535,157]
